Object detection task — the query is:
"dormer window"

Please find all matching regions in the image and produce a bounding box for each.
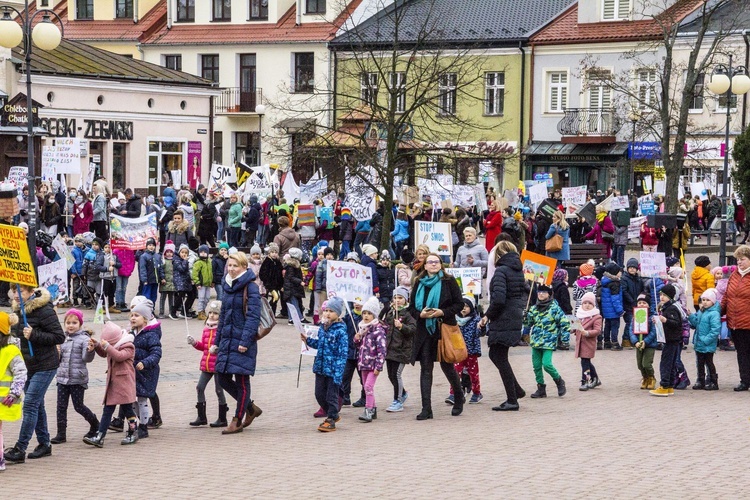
[213,0,231,22]
[249,0,268,20]
[116,0,134,19]
[177,0,195,22]
[306,0,326,14]
[602,0,630,20]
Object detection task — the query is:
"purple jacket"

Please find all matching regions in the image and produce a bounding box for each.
[355,321,387,372]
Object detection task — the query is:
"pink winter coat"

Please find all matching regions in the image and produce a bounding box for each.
[574,314,602,359]
[585,216,615,257]
[114,248,136,278]
[95,341,136,405]
[192,325,219,373]
[73,200,93,235]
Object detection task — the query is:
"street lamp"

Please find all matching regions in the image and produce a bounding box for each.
[628,108,641,194]
[255,104,266,166]
[706,55,750,265]
[0,1,63,267]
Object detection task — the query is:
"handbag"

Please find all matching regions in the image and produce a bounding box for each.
[601,230,615,242]
[438,321,468,364]
[243,288,277,340]
[545,233,563,253]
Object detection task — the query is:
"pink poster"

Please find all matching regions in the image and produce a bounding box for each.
[187,141,202,189]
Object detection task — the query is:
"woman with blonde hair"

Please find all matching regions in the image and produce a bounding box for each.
[585,207,616,258]
[545,210,570,264]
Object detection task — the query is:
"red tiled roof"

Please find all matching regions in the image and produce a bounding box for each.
[531,0,702,45]
[143,0,363,45]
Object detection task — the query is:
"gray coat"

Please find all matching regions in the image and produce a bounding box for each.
[614,225,629,246]
[56,329,95,387]
[454,240,489,272]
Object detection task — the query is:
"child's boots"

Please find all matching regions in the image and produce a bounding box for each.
[554,377,567,397]
[645,376,656,390]
[190,402,208,426]
[705,374,719,391]
[121,418,139,445]
[50,426,66,444]
[82,432,105,448]
[210,404,229,428]
[358,408,374,422]
[530,384,547,398]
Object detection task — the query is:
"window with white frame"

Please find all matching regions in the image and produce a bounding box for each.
[602,0,630,20]
[390,72,406,113]
[361,72,378,107]
[164,55,182,72]
[115,0,133,18]
[637,69,658,109]
[689,73,704,111]
[485,72,505,115]
[547,71,568,112]
[438,73,457,116]
[717,92,738,111]
[249,0,268,20]
[588,70,612,108]
[213,0,231,21]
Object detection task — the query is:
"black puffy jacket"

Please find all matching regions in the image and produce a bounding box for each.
[11,288,65,374]
[485,252,528,347]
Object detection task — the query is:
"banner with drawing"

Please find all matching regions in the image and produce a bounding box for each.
[415,221,453,256]
[109,213,158,251]
[344,167,376,221]
[38,259,68,303]
[449,267,483,296]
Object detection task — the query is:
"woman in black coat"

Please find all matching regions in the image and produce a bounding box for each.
[197,195,219,246]
[408,252,464,420]
[481,241,528,411]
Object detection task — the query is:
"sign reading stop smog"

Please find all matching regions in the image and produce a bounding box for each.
[0,223,37,286]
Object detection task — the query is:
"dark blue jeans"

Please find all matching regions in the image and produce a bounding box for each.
[16,369,57,451]
[338,240,352,260]
[603,317,621,344]
[142,283,158,304]
[659,342,681,388]
[315,375,340,420]
[611,245,625,268]
[622,310,633,342]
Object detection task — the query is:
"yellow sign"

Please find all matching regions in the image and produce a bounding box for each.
[0,224,37,286]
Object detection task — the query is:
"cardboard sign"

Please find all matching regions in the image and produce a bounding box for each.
[7,166,28,188]
[520,250,557,285]
[474,184,488,212]
[210,163,237,188]
[576,201,596,224]
[326,261,373,303]
[633,306,649,335]
[628,216,647,239]
[43,138,82,175]
[415,221,453,256]
[561,186,587,207]
[639,251,666,278]
[109,213,159,251]
[451,185,475,208]
[38,259,68,303]
[0,223,37,286]
[529,182,548,205]
[450,267,483,296]
[296,204,315,226]
[51,234,75,270]
[610,196,629,210]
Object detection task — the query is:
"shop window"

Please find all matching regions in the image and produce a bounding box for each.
[177,0,195,22]
[306,0,325,14]
[76,0,93,19]
[293,53,315,93]
[235,132,259,166]
[390,72,406,113]
[213,131,223,164]
[249,0,268,20]
[164,55,182,72]
[213,0,231,21]
[112,143,127,191]
[148,141,184,196]
[361,72,378,107]
[484,72,504,116]
[438,73,457,116]
[201,54,220,84]
[116,0,133,18]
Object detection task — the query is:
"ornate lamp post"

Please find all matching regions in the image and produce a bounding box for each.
[0,1,63,263]
[706,55,750,265]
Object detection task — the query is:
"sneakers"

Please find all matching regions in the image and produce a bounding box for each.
[3,446,25,463]
[386,400,404,412]
[169,314,179,321]
[610,343,623,351]
[399,391,408,404]
[469,393,483,404]
[318,418,336,432]
[351,398,366,408]
[649,386,672,397]
[445,394,455,405]
[27,443,52,459]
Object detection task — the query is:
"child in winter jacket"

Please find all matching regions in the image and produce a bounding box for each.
[71,236,88,306]
[173,244,193,317]
[259,243,284,315]
[552,268,572,316]
[340,299,365,408]
[187,300,228,427]
[113,245,136,312]
[51,309,99,444]
[313,248,335,325]
[621,258,643,349]
[192,245,214,320]
[284,247,306,322]
[129,301,162,437]
[572,261,598,315]
[160,242,176,319]
[688,288,721,390]
[302,296,348,432]
[100,242,122,313]
[353,297,387,422]
[449,297,483,404]
[85,321,138,447]
[0,311,26,469]
[599,262,624,350]
[691,255,714,310]
[138,238,163,304]
[650,284,685,396]
[713,266,736,350]
[524,284,570,398]
[629,294,658,390]
[338,208,355,259]
[382,286,415,412]
[573,292,602,391]
[83,237,105,300]
[212,243,229,301]
[248,245,265,296]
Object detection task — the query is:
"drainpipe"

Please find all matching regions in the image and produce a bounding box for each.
[518,41,526,181]
[167,0,172,29]
[133,0,139,23]
[528,43,535,144]
[209,95,215,167]
[331,50,338,129]
[743,30,749,132]
[296,0,302,25]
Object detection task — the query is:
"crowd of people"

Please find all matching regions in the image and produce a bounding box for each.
[1,176,750,468]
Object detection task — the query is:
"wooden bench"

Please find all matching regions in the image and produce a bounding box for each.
[564,243,608,282]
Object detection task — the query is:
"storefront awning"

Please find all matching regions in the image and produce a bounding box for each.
[0,125,48,136]
[523,141,628,166]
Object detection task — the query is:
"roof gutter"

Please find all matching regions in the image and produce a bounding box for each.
[744,30,749,132]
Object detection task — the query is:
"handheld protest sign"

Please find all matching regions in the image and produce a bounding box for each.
[633,307,649,336]
[0,223,37,287]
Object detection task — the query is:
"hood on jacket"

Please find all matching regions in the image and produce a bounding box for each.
[167,219,191,234]
[496,251,523,271]
[11,287,51,314]
[284,257,300,269]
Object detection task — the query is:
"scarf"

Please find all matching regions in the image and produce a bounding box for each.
[576,305,600,319]
[412,260,424,273]
[358,317,379,336]
[596,212,606,223]
[456,314,471,326]
[415,271,443,335]
[205,318,219,329]
[739,266,750,277]
[225,269,247,286]
[75,196,84,205]
[535,295,553,312]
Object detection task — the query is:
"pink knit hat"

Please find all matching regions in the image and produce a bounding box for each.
[711,266,723,276]
[65,308,84,326]
[101,321,123,344]
[581,292,597,306]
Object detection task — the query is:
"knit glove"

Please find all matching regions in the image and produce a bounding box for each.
[1,394,17,407]
[209,345,218,354]
[186,335,195,345]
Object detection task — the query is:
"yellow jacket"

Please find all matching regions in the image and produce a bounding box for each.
[691,266,715,307]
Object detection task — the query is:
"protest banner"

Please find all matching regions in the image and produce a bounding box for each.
[318,206,334,229]
[326,261,373,304]
[171,169,183,190]
[633,306,649,335]
[474,184,488,212]
[520,250,557,285]
[7,166,28,188]
[242,166,273,199]
[210,163,237,188]
[296,204,315,226]
[300,176,328,204]
[640,198,655,216]
[415,221,453,257]
[628,216,647,239]
[301,325,319,356]
[690,182,707,200]
[575,201,596,223]
[51,234,75,270]
[639,251,666,277]
[282,171,300,201]
[38,259,68,303]
[528,182,548,205]
[610,196,630,210]
[344,168,376,221]
[109,213,159,251]
[322,190,337,207]
[42,138,81,175]
[503,189,519,208]
[451,185,475,208]
[450,267,483,296]
[0,223,37,286]
[561,186,587,207]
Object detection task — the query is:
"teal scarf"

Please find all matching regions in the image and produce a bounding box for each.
[415,271,443,335]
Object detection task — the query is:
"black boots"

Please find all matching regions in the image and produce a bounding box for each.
[416,408,433,420]
[554,377,567,397]
[210,404,229,428]
[530,384,547,398]
[705,374,719,391]
[83,432,105,448]
[84,419,100,439]
[50,427,66,444]
[451,394,464,416]
[693,377,706,390]
[190,402,208,426]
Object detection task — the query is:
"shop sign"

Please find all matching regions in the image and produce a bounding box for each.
[38,117,134,141]
[441,141,516,156]
[1,93,42,126]
[629,142,661,160]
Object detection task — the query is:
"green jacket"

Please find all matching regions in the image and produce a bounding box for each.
[192,258,213,287]
[524,300,570,350]
[160,259,175,292]
[228,202,243,228]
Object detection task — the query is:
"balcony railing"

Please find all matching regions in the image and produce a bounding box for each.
[215,88,263,114]
[557,107,621,137]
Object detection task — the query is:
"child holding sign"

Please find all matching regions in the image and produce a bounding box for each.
[524,284,569,398]
[629,294,658,390]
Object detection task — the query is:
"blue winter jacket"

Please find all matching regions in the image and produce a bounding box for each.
[138,250,163,285]
[458,314,482,356]
[133,322,162,398]
[600,275,624,319]
[644,277,665,315]
[390,219,409,243]
[361,254,380,294]
[629,313,659,348]
[306,319,348,386]
[689,302,721,354]
[172,254,193,292]
[71,245,87,275]
[344,309,363,360]
[621,272,642,309]
[355,220,371,234]
[545,224,570,261]
[214,270,261,376]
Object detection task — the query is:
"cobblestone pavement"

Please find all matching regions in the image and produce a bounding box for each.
[4,249,747,498]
